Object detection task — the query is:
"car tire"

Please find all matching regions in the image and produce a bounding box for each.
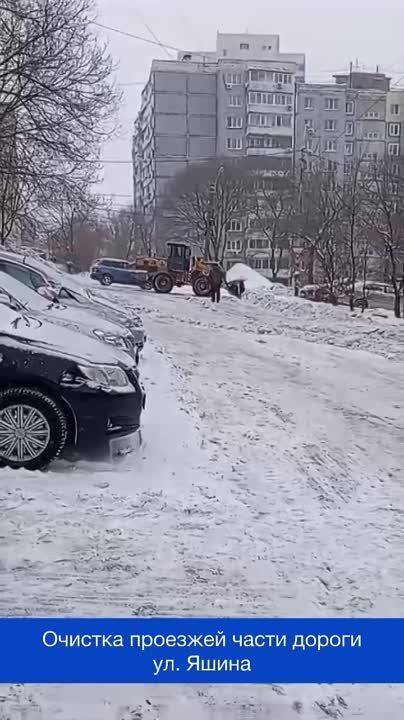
[101,274,113,286]
[0,387,68,471]
[353,297,368,309]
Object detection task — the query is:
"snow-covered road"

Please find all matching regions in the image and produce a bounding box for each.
[1,284,404,719]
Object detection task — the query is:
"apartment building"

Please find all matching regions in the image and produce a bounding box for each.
[133,33,305,246]
[295,71,392,181]
[386,88,404,161]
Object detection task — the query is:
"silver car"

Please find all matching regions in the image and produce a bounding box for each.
[0,251,146,354]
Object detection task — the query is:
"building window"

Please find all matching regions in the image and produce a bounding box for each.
[346,100,354,114]
[304,118,313,129]
[345,141,353,155]
[325,119,337,131]
[248,135,273,148]
[249,91,272,105]
[227,116,243,128]
[248,217,259,229]
[249,69,267,82]
[274,73,292,84]
[229,95,242,106]
[325,139,337,152]
[391,104,400,115]
[275,93,293,105]
[248,91,292,106]
[392,162,400,176]
[225,72,242,86]
[345,121,353,135]
[223,49,227,57]
[275,115,291,127]
[249,70,291,84]
[365,152,379,162]
[304,97,313,110]
[389,123,400,137]
[306,138,313,151]
[325,97,338,110]
[327,160,338,171]
[388,143,400,156]
[227,239,242,251]
[254,258,269,269]
[248,113,291,128]
[226,137,243,150]
[240,43,249,50]
[344,161,353,175]
[364,110,379,119]
[362,131,380,139]
[229,219,242,232]
[262,45,272,50]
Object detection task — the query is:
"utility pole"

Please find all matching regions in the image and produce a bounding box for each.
[205,182,215,260]
[205,165,225,260]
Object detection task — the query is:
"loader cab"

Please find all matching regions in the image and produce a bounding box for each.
[166,242,191,275]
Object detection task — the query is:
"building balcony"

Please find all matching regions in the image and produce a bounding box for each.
[247,103,293,114]
[246,146,292,156]
[246,124,292,136]
[247,80,293,93]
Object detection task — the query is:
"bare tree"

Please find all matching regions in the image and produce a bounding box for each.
[291,171,344,292]
[0,0,119,236]
[365,157,404,318]
[162,159,253,262]
[250,173,294,280]
[44,184,100,265]
[337,157,371,310]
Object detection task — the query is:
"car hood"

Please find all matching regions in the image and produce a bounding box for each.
[44,303,131,338]
[0,306,135,368]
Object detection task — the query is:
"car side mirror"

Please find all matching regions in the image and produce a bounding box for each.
[37,285,59,302]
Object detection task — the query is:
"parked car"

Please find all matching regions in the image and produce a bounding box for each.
[0,251,146,353]
[90,258,149,288]
[0,271,141,363]
[0,297,145,470]
[299,285,339,305]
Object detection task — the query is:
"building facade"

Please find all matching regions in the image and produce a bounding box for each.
[132,32,305,262]
[133,44,403,282]
[295,71,392,182]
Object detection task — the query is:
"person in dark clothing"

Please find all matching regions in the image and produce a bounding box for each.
[209,263,225,303]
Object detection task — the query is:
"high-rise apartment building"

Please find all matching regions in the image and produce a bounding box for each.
[133,33,305,233]
[295,71,397,181]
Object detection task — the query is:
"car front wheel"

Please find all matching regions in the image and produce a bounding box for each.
[101,274,113,286]
[0,388,68,470]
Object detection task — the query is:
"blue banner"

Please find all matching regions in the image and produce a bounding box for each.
[0,618,403,683]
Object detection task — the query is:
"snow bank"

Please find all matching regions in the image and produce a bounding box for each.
[226,262,288,295]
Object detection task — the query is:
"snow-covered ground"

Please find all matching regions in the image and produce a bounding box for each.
[1,270,404,719]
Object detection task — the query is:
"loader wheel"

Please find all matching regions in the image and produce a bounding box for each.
[193,275,211,297]
[153,273,174,294]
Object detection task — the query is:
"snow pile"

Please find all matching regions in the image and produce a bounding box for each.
[227,262,288,295]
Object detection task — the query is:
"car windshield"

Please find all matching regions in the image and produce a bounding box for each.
[0,271,51,311]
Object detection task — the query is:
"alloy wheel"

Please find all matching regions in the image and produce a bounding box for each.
[0,404,51,463]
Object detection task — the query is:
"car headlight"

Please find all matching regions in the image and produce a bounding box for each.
[78,364,132,393]
[93,328,125,348]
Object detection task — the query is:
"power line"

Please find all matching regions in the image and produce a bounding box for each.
[91,21,182,54]
[133,7,173,59]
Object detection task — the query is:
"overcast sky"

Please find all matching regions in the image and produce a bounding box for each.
[96,0,404,203]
